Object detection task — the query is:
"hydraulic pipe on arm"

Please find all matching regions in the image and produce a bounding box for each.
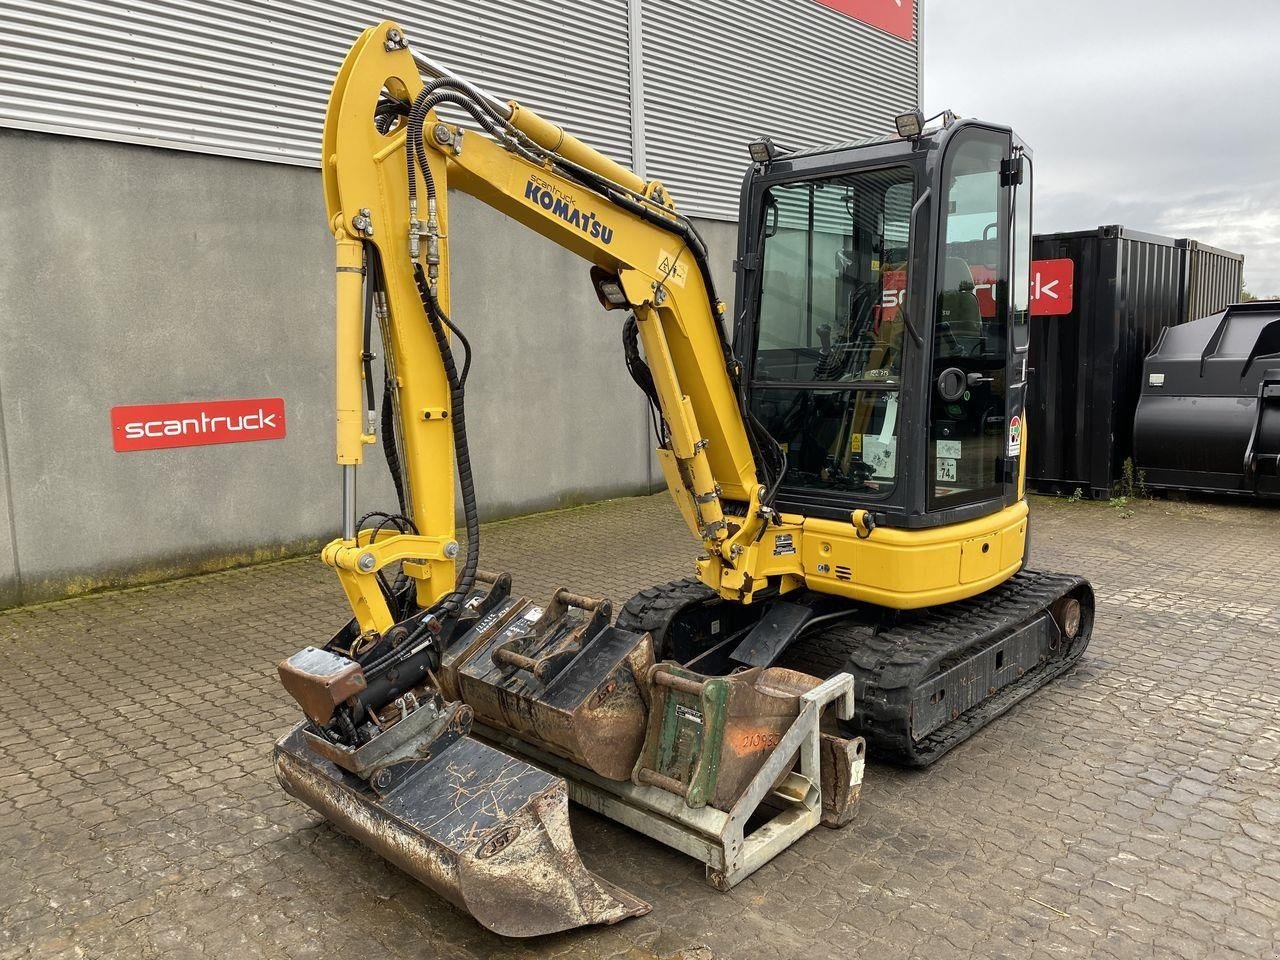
[321,23,804,642]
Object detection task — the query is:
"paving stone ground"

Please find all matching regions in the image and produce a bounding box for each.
[1,493,1279,960]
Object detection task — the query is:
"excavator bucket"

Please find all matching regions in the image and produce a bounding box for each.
[450,589,654,780]
[275,577,861,934]
[274,714,648,937]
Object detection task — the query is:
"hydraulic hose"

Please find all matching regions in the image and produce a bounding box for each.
[359,268,477,679]
[413,263,479,618]
[381,375,406,514]
[400,79,485,624]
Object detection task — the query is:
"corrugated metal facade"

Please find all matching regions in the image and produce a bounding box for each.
[640,0,919,219]
[0,0,917,219]
[0,0,633,164]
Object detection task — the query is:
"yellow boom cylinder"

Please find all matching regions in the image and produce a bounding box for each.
[334,231,366,467]
[507,102,647,196]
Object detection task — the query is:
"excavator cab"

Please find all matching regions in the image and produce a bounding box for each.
[735,117,1034,528]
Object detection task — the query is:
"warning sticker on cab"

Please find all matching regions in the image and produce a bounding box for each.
[937,439,962,459]
[657,248,690,288]
[1008,414,1023,456]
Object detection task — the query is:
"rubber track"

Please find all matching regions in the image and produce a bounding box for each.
[619,571,1094,767]
[787,569,1094,766]
[615,577,717,656]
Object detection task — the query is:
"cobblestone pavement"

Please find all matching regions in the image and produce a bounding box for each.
[2,493,1279,960]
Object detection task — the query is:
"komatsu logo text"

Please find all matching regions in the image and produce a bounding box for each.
[524,177,614,244]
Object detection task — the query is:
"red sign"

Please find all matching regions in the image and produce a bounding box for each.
[815,0,915,40]
[970,264,999,318]
[1030,258,1074,316]
[950,258,1076,319]
[875,268,908,327]
[110,397,286,452]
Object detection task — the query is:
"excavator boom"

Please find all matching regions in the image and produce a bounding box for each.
[322,23,786,635]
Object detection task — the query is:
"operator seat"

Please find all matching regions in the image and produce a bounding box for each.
[938,256,982,340]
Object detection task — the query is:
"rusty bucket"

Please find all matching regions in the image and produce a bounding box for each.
[274,722,649,937]
[632,664,839,812]
[453,590,654,781]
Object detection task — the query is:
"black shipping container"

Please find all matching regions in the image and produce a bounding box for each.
[1027,226,1244,499]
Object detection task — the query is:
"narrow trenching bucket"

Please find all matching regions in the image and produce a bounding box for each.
[274,721,649,937]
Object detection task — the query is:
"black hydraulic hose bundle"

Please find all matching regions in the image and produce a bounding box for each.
[361,244,410,516]
[623,314,667,445]
[399,78,488,621]
[361,251,378,414]
[413,263,480,619]
[381,375,406,514]
[395,73,789,513]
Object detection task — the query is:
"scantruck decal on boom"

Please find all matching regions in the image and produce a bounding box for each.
[110,397,286,451]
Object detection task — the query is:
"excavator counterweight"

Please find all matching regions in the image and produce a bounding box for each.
[274,21,1093,936]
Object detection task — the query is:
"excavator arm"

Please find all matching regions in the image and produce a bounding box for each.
[323,23,800,639]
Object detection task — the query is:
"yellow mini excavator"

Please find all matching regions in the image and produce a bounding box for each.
[275,22,1094,937]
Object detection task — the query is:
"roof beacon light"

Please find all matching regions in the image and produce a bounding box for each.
[895,109,925,140]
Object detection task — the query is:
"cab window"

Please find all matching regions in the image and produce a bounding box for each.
[750,165,913,496]
[929,130,1010,510]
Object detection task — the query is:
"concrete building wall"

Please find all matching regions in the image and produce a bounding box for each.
[0,130,738,606]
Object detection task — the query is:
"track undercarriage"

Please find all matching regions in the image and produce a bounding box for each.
[618,569,1094,767]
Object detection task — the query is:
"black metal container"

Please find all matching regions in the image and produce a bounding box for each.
[1133,301,1280,497]
[1027,226,1243,498]
[1183,239,1248,324]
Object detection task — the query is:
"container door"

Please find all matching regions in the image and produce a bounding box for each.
[927,127,1019,512]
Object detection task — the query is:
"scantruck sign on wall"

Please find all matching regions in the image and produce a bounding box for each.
[110,398,286,452]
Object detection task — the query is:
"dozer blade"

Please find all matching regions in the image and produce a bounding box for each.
[274,723,649,937]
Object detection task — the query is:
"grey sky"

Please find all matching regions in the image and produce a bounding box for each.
[923,0,1280,295]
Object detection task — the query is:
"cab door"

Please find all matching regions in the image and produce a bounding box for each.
[927,125,1026,513]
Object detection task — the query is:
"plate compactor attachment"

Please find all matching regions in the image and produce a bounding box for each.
[275,575,863,936]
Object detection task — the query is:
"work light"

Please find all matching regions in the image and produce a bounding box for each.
[748,137,778,165]
[895,109,925,140]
